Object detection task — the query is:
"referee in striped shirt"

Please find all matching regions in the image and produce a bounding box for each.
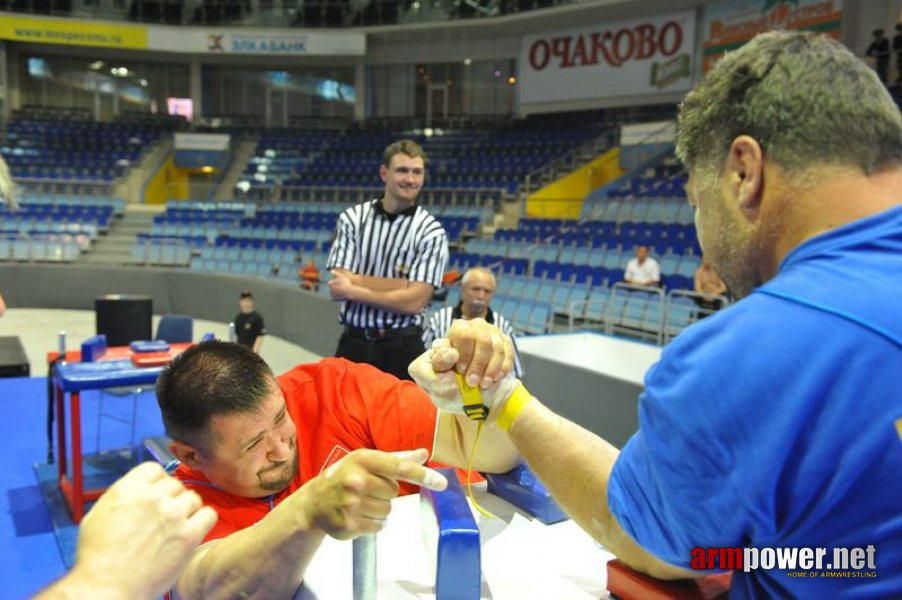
[423,267,524,378]
[326,139,449,380]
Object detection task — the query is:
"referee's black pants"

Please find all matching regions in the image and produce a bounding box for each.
[335,329,425,381]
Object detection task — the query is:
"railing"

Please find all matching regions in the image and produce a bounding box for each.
[604,282,665,345]
[663,289,730,343]
[15,178,119,198]
[521,128,618,196]
[566,285,731,346]
[226,184,507,210]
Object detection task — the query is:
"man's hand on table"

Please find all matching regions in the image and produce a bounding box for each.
[299,448,448,540]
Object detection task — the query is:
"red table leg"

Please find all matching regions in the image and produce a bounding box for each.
[57,387,122,523]
[70,390,83,522]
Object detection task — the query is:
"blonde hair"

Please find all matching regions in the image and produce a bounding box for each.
[0,154,16,210]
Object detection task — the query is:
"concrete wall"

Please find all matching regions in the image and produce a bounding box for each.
[0,264,343,357]
[518,334,661,449]
[520,352,644,449]
[1,264,659,447]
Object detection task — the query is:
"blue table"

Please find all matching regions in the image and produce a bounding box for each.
[52,354,178,522]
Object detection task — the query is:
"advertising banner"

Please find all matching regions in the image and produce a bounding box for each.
[0,14,147,50]
[147,27,365,56]
[702,0,843,71]
[174,133,231,151]
[518,11,696,105]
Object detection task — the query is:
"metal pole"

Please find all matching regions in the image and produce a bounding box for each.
[47,331,67,464]
[352,535,377,600]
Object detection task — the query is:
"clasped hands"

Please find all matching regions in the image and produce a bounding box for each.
[409,318,525,426]
[303,319,525,543]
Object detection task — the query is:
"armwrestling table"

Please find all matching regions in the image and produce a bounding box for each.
[51,343,190,523]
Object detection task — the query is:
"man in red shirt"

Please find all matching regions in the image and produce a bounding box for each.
[155,340,518,599]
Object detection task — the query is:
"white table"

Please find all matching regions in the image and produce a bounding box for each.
[296,485,615,599]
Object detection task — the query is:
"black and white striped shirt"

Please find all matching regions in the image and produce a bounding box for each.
[423,303,525,378]
[327,199,449,329]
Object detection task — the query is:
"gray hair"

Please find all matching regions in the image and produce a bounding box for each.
[677,31,902,176]
[462,267,496,287]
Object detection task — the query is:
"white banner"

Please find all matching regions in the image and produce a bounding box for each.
[620,121,677,146]
[518,11,696,105]
[147,26,365,56]
[174,133,231,151]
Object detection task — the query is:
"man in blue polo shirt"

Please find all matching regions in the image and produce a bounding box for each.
[412,31,902,597]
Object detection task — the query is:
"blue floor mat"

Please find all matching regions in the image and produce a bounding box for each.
[34,447,142,568]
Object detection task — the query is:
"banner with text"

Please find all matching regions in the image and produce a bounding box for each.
[173,133,231,169]
[702,0,843,71]
[517,11,696,105]
[147,27,365,56]
[0,13,147,49]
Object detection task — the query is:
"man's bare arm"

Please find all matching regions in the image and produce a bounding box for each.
[433,412,520,474]
[173,450,447,600]
[504,400,697,580]
[331,269,410,292]
[329,273,434,315]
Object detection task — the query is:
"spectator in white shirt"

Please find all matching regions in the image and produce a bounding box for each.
[623,245,661,287]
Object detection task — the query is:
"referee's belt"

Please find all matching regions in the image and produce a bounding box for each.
[343,324,422,342]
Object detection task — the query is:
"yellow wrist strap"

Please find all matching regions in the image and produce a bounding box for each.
[454,373,497,519]
[456,372,489,421]
[496,384,534,432]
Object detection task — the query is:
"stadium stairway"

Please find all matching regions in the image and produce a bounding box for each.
[78,205,161,265]
[214,138,260,201]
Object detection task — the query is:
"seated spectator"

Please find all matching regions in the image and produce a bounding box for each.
[299,258,321,291]
[623,245,661,287]
[693,259,728,316]
[424,267,523,377]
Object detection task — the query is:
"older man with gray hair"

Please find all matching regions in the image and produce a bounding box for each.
[423,266,523,377]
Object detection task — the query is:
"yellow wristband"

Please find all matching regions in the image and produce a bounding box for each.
[496,384,534,432]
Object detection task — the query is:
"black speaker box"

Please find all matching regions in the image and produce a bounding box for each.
[0,336,30,378]
[95,294,153,347]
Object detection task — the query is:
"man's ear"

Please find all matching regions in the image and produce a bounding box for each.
[169,439,204,469]
[379,163,388,183]
[724,135,765,218]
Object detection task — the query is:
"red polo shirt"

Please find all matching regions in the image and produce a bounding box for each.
[173,358,439,543]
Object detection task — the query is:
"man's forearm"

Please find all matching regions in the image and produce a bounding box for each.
[173,494,326,600]
[506,400,695,580]
[355,274,411,292]
[350,284,433,315]
[433,413,520,474]
[332,269,408,292]
[253,336,263,354]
